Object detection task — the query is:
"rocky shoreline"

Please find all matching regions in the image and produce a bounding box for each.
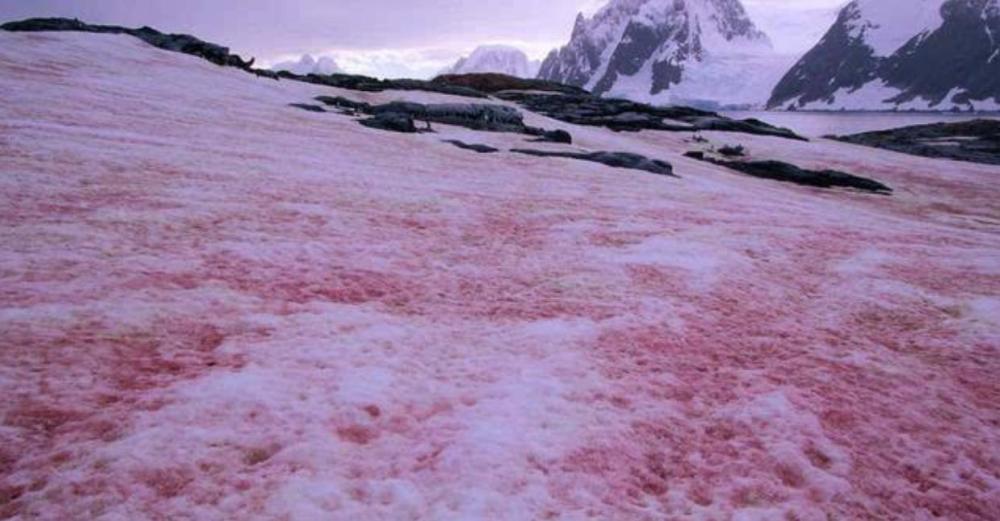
[833,119,1000,166]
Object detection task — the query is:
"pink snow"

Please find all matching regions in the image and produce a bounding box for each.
[1,31,999,520]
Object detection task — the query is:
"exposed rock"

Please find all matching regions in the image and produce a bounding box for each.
[430,73,589,95]
[511,149,675,177]
[370,102,526,132]
[318,96,571,141]
[359,113,418,133]
[314,96,372,113]
[253,69,281,80]
[718,145,746,157]
[525,128,574,144]
[495,91,806,141]
[833,119,1000,166]
[686,154,891,193]
[285,72,487,99]
[442,140,500,154]
[288,103,326,113]
[2,18,255,69]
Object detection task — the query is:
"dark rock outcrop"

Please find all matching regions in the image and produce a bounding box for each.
[314,96,372,113]
[496,91,806,141]
[442,140,500,154]
[371,102,526,132]
[511,149,675,177]
[833,119,1000,165]
[288,103,326,113]
[718,145,746,157]
[684,153,891,193]
[340,100,570,142]
[430,73,589,95]
[525,128,574,144]
[360,113,418,133]
[278,71,488,99]
[1,18,255,69]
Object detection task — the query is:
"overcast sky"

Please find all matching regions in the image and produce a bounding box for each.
[0,0,844,78]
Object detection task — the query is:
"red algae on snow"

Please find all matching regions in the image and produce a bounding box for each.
[1,31,999,520]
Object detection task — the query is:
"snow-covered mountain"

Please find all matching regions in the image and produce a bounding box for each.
[442,45,540,78]
[768,0,1000,111]
[271,54,341,76]
[537,0,793,109]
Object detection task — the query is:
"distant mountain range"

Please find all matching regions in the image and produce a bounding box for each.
[768,0,1000,111]
[525,0,1000,111]
[443,45,540,79]
[268,0,999,112]
[271,54,341,76]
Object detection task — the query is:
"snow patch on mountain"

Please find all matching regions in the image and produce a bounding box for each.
[443,45,540,78]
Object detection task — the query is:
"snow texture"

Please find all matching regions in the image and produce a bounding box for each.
[2,31,1000,521]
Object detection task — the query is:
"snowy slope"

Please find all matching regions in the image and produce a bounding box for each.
[538,0,792,109]
[769,0,1000,111]
[271,53,341,75]
[2,30,1000,521]
[443,45,540,78]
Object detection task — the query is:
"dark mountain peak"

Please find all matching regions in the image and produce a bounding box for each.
[768,0,1000,110]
